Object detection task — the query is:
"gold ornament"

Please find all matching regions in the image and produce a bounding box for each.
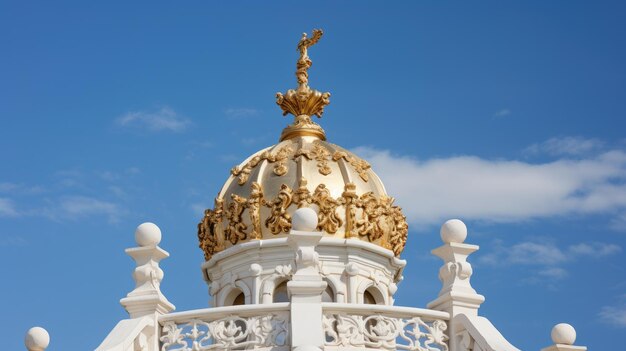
[276,29,331,141]
[333,151,371,182]
[231,143,294,185]
[265,184,293,234]
[225,194,248,245]
[312,184,343,234]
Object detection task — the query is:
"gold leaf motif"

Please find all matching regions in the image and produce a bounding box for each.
[231,143,294,185]
[247,182,264,240]
[295,141,332,176]
[272,145,293,176]
[388,205,408,256]
[225,194,248,245]
[197,197,224,260]
[197,179,408,260]
[265,184,293,234]
[312,184,343,234]
[333,151,371,182]
[294,177,312,208]
[341,183,358,238]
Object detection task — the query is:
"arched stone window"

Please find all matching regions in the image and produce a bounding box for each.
[273,281,289,303]
[223,288,245,306]
[322,283,335,303]
[363,286,384,305]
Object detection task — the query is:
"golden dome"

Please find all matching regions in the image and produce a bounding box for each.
[197,30,408,260]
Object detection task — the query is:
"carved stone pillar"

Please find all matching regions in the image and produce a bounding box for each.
[427,219,484,351]
[120,222,175,318]
[287,208,327,348]
[119,223,175,351]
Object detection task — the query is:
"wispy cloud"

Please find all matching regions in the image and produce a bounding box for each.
[354,143,626,227]
[493,109,511,118]
[44,196,123,223]
[599,295,626,328]
[224,107,259,119]
[117,107,190,132]
[0,182,45,194]
[479,239,621,285]
[480,240,621,267]
[524,136,604,156]
[0,198,20,217]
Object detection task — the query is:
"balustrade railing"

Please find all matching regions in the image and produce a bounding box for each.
[322,303,450,351]
[158,303,290,351]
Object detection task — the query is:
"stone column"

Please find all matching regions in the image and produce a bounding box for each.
[287,208,327,349]
[120,222,175,318]
[427,219,485,350]
[118,222,175,351]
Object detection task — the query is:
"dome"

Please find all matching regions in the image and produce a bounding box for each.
[198,29,408,260]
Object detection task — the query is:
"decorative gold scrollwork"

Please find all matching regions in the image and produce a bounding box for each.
[312,184,342,234]
[248,182,264,240]
[225,194,248,245]
[231,143,294,185]
[294,177,312,208]
[198,179,408,260]
[197,198,224,260]
[294,141,332,176]
[265,184,293,234]
[333,151,371,182]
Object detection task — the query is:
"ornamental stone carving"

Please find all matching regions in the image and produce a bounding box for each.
[160,314,289,351]
[323,313,448,351]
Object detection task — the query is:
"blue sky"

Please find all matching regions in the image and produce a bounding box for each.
[1,1,625,350]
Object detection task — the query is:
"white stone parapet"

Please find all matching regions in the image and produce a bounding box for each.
[159,303,291,351]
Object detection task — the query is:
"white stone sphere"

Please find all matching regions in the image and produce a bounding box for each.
[25,326,50,351]
[292,207,318,231]
[551,323,576,345]
[135,222,162,246]
[440,219,467,243]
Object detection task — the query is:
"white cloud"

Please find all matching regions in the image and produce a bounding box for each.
[354,146,626,226]
[507,242,568,265]
[0,182,45,194]
[479,239,621,285]
[0,198,20,217]
[117,107,190,132]
[224,107,259,119]
[538,267,568,279]
[480,240,621,267]
[610,212,626,232]
[493,109,511,118]
[599,296,626,328]
[568,242,622,257]
[524,136,604,156]
[44,196,123,223]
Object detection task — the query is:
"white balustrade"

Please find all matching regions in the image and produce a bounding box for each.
[322,303,450,351]
[158,303,290,351]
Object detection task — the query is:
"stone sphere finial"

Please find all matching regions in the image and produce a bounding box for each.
[135,222,162,246]
[292,207,318,231]
[440,219,467,244]
[551,323,576,345]
[25,326,50,351]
